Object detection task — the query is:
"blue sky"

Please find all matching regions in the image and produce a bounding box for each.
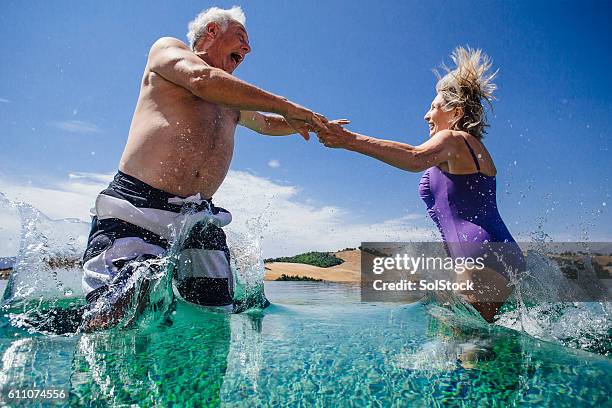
[1,1,611,256]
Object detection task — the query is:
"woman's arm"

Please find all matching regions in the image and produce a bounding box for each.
[318,126,460,172]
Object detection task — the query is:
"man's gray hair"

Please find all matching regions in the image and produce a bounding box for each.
[187,6,246,50]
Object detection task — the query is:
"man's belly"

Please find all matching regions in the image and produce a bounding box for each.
[120,146,233,199]
[120,101,238,199]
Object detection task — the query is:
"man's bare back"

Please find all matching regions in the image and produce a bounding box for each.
[119,59,239,199]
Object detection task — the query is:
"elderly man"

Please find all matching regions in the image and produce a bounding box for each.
[81,6,337,330]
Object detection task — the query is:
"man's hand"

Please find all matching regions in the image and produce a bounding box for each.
[317,122,355,148]
[281,102,330,140]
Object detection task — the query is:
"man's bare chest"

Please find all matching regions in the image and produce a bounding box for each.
[189,97,240,127]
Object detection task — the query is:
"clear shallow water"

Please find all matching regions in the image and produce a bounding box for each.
[0,281,610,407]
[1,193,611,406]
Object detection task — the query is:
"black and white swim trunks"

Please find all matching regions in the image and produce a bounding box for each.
[82,171,234,308]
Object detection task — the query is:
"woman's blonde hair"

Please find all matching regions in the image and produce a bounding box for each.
[435,47,498,139]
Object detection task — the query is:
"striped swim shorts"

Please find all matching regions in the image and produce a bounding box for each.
[82,171,234,308]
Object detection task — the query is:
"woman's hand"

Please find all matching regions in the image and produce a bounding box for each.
[317,120,353,148]
[329,119,351,126]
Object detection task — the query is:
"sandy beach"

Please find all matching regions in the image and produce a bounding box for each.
[263,249,612,283]
[264,249,361,282]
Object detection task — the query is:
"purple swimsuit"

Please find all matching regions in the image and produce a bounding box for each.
[419,137,525,278]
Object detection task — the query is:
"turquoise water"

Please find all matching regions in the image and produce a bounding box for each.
[0,281,610,407]
[0,193,610,407]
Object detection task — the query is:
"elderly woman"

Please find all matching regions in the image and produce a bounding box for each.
[318,47,524,322]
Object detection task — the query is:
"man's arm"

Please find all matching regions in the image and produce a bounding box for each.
[148,37,327,131]
[318,127,460,172]
[240,111,350,140]
[239,111,301,136]
[239,111,351,140]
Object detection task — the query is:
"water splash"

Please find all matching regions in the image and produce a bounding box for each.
[412,216,611,356]
[227,214,270,312]
[495,246,611,355]
[0,192,269,335]
[0,193,89,333]
[425,243,612,356]
[1,193,88,305]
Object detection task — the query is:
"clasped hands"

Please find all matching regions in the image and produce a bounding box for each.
[285,114,352,148]
[281,102,352,147]
[314,119,352,148]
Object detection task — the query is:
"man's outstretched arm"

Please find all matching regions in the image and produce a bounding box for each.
[239,111,302,137]
[239,111,349,140]
[148,37,327,131]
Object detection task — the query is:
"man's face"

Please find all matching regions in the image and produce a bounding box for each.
[202,21,251,74]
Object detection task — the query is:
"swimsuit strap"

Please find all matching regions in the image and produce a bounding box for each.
[461,137,481,172]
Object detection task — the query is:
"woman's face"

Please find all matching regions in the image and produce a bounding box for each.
[424,93,458,137]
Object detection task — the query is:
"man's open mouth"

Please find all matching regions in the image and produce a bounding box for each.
[230,53,243,65]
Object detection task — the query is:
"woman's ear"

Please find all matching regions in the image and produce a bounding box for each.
[454,106,464,119]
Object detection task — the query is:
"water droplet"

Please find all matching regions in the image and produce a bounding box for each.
[603,202,607,207]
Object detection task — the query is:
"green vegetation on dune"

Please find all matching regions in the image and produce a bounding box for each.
[275,274,323,282]
[264,251,344,268]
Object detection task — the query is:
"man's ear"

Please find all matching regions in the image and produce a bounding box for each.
[205,22,220,39]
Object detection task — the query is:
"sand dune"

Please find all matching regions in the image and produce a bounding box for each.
[264,250,361,282]
[264,250,612,283]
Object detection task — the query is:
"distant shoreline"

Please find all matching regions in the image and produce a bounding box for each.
[264,249,361,282]
[1,250,610,284]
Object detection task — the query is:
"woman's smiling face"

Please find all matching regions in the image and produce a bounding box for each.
[424,93,460,137]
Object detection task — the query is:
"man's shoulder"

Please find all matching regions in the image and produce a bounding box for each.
[147,37,192,69]
[150,37,190,53]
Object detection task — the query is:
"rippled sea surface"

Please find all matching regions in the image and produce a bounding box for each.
[0,281,609,407]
